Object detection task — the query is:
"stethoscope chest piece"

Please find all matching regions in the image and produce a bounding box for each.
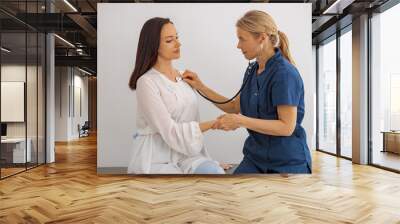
[175,76,183,82]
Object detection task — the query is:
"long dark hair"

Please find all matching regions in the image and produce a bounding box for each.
[129,17,172,90]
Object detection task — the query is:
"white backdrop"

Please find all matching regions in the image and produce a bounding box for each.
[97,3,314,170]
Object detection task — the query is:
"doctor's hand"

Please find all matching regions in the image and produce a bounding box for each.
[213,114,242,131]
[182,70,205,90]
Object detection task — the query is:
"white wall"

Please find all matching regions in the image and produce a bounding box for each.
[98,3,314,169]
[55,67,89,141]
[55,67,70,141]
[72,73,89,138]
[312,45,317,150]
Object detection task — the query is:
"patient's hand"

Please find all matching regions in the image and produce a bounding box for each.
[182,70,204,90]
[200,120,218,132]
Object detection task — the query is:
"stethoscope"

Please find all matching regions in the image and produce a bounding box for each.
[177,61,256,104]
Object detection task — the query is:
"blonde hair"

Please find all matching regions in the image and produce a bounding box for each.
[236,10,295,65]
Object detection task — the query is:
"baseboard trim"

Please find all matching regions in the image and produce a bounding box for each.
[97,167,127,174]
[97,165,239,175]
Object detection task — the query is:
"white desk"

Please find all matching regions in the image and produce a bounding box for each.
[1,138,31,163]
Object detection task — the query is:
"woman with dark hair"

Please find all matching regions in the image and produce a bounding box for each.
[127,17,226,174]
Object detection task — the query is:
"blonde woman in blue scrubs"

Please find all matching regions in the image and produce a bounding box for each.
[183,10,312,174]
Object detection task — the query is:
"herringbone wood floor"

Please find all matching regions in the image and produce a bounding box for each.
[1,134,400,224]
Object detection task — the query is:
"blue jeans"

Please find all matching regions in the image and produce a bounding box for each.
[193,160,225,174]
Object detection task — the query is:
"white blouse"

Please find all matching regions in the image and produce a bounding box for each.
[127,68,218,174]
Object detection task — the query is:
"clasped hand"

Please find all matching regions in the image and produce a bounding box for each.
[212,113,242,131]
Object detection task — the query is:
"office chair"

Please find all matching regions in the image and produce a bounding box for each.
[79,121,90,138]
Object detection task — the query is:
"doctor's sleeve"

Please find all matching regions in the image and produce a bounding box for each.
[136,77,204,156]
[271,70,302,107]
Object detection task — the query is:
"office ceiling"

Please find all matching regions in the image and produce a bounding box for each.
[0,0,393,75]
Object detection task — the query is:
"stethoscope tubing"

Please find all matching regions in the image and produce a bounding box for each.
[196,61,254,104]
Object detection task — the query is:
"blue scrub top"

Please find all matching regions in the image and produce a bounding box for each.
[240,48,312,173]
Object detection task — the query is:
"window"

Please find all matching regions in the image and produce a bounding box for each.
[0,1,47,179]
[340,29,352,158]
[370,2,400,171]
[318,37,337,154]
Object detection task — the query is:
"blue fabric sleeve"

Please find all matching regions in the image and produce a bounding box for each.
[271,69,301,107]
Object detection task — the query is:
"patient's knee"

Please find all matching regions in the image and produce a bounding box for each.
[193,161,225,174]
